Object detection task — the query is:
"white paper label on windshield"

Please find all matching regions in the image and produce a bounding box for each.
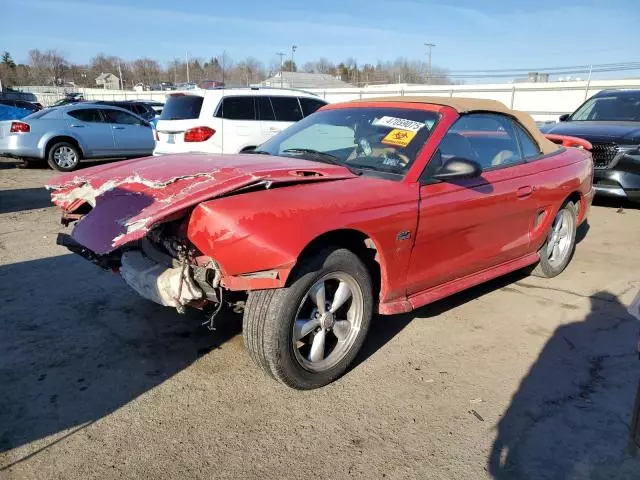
[372,116,424,133]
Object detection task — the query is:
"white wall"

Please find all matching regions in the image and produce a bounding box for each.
[15,78,640,121]
[309,79,640,121]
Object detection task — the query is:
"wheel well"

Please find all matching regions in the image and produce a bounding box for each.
[45,136,82,158]
[294,229,381,300]
[565,191,582,215]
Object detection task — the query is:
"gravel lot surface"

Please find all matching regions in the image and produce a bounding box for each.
[1,157,639,479]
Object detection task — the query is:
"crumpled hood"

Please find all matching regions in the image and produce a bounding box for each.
[48,153,356,254]
[539,121,640,143]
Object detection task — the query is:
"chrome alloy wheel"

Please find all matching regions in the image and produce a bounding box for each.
[547,208,574,268]
[292,272,364,372]
[53,146,78,168]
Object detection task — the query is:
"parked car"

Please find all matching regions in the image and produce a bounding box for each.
[141,101,164,116]
[153,87,327,156]
[0,99,42,121]
[51,93,84,107]
[197,80,225,89]
[150,82,176,91]
[133,83,151,92]
[0,103,155,171]
[49,96,594,389]
[91,100,157,122]
[176,82,197,90]
[540,89,640,203]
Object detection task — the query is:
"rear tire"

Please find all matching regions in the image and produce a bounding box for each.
[47,142,81,171]
[242,247,373,389]
[531,201,577,278]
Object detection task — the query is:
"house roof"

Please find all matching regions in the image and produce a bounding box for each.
[348,96,559,154]
[261,71,352,89]
[95,72,119,82]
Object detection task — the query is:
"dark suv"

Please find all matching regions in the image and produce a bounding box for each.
[540,90,640,202]
[91,101,157,122]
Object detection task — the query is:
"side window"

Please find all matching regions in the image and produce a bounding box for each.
[299,97,327,117]
[134,104,153,120]
[439,114,522,171]
[101,108,142,125]
[270,96,303,122]
[256,96,275,121]
[217,96,255,120]
[514,124,541,159]
[68,109,104,123]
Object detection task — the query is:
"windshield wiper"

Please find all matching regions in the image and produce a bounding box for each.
[249,149,272,155]
[281,148,361,175]
[282,148,341,163]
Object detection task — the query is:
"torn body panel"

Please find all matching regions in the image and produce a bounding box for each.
[47,153,357,255]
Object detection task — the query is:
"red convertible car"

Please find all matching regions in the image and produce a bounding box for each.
[48,97,594,389]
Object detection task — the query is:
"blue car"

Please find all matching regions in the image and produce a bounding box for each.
[0,99,41,121]
[0,103,155,171]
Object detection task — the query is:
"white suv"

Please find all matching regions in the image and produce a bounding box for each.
[153,87,327,155]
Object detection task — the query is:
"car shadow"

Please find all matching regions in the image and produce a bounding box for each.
[0,254,241,463]
[592,196,640,210]
[354,270,529,370]
[0,187,53,214]
[355,219,589,373]
[487,290,640,479]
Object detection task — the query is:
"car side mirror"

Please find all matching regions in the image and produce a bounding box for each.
[559,113,570,122]
[432,157,482,181]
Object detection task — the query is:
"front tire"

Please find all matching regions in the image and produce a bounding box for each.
[531,201,577,278]
[243,248,373,389]
[47,142,81,171]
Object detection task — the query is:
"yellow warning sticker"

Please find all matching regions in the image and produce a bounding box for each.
[381,129,416,147]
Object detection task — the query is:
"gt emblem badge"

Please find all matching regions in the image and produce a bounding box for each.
[397,230,411,241]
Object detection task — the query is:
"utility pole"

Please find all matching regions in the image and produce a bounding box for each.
[117,61,124,90]
[291,45,297,87]
[221,50,226,84]
[424,43,435,85]
[585,64,593,99]
[186,51,190,83]
[276,52,285,87]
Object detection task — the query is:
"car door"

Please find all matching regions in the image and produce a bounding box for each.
[100,108,155,155]
[215,95,260,153]
[66,107,115,156]
[405,113,539,295]
[260,96,303,141]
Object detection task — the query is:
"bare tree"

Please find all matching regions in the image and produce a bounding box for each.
[28,49,68,85]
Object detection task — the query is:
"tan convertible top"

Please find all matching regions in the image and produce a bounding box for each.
[349,96,559,154]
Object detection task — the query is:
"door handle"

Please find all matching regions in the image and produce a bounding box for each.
[517,185,534,198]
[70,124,85,128]
[112,126,125,130]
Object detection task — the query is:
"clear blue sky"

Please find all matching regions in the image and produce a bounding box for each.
[2,0,639,76]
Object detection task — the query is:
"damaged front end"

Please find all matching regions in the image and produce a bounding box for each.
[57,220,223,314]
[47,154,357,321]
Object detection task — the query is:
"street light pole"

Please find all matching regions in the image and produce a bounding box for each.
[424,43,436,85]
[276,52,285,87]
[186,51,190,83]
[291,45,297,87]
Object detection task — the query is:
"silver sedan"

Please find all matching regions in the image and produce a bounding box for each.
[0,103,155,171]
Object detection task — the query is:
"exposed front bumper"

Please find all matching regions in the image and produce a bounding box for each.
[57,232,217,309]
[120,250,204,307]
